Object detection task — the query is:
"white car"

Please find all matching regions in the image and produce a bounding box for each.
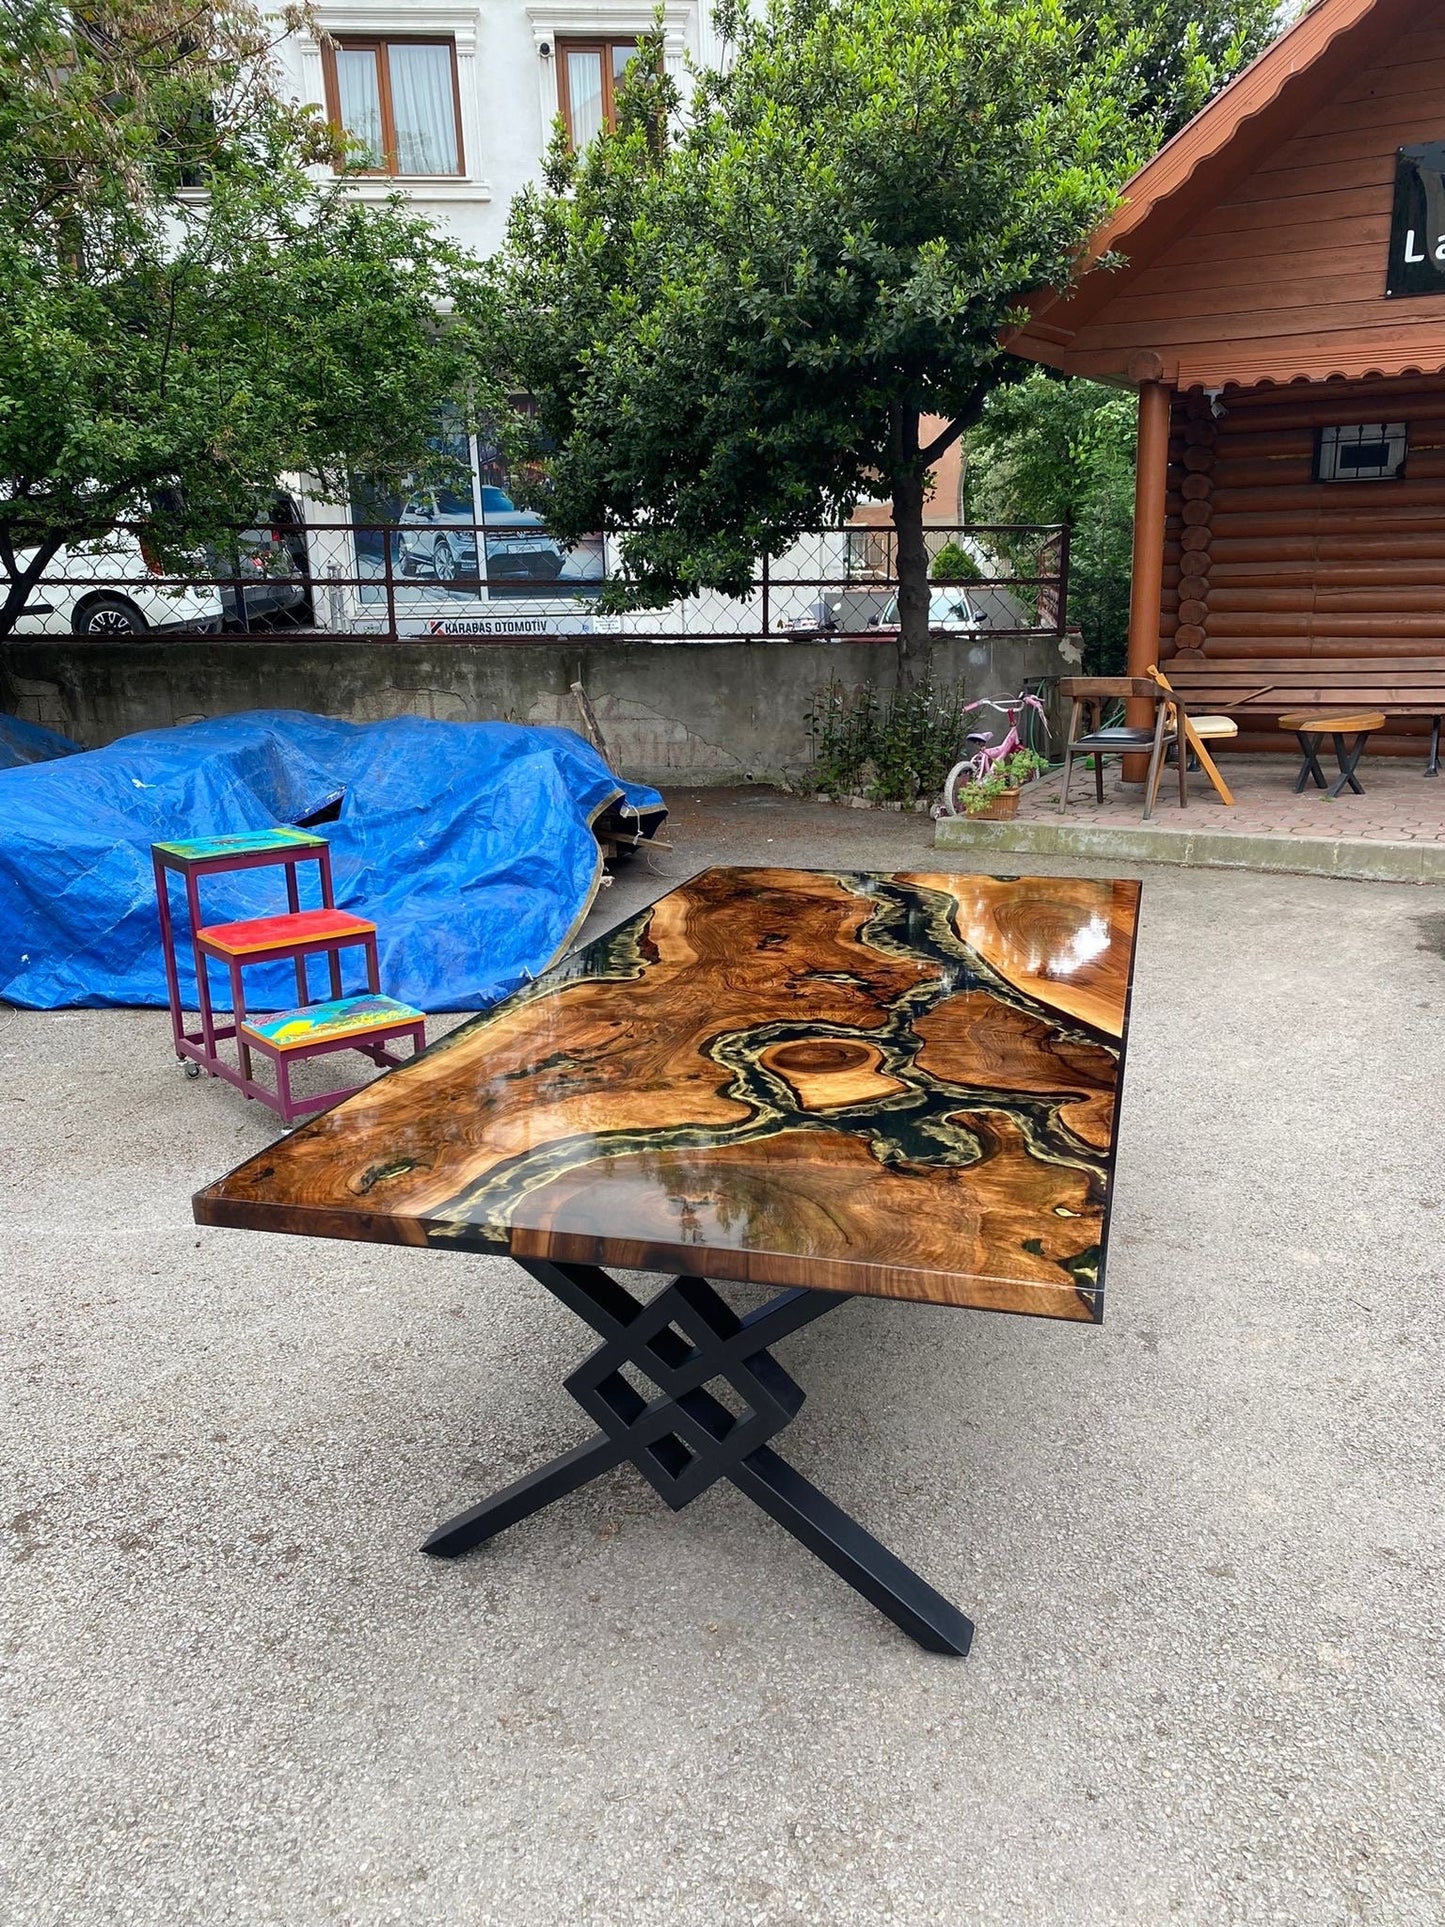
[871,589,985,635]
[13,533,223,635]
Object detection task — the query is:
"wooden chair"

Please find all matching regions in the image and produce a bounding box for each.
[1058,677,1177,817]
[1147,665,1238,810]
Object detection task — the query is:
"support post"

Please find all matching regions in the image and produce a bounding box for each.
[1124,378,1173,781]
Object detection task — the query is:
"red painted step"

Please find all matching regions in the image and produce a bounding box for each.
[196,907,376,957]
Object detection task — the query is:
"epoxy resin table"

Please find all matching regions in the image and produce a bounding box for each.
[195,868,1140,1654]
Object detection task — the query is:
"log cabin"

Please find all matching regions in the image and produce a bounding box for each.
[1008,0,1445,761]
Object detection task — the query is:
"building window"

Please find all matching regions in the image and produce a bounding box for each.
[1315,422,1408,483]
[324,37,463,176]
[556,38,639,146]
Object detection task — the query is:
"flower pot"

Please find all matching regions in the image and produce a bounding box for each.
[968,787,1022,821]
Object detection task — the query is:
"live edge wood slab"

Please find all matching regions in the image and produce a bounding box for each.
[195,867,1139,1323]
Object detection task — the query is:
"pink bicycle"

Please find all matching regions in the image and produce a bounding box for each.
[935,691,1050,818]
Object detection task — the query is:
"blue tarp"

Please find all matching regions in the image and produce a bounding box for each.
[0,710,664,1011]
[0,714,82,770]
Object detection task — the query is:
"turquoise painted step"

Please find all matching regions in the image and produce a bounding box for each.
[153,827,327,862]
[241,993,424,1054]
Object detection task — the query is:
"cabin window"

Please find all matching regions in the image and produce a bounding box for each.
[1315,423,1407,483]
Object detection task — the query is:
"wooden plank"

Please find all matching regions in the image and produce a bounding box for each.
[1187,639,1445,660]
[1149,211,1391,271]
[1164,668,1445,686]
[1224,156,1396,207]
[1206,588,1445,615]
[1127,244,1386,300]
[1210,386,1445,429]
[1203,612,1445,637]
[1072,300,1445,354]
[1112,271,1401,327]
[1209,485,1445,518]
[1194,183,1394,236]
[1259,112,1445,174]
[1208,564,1445,589]
[1294,72,1445,138]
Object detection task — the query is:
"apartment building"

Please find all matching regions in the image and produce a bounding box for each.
[273,2,720,257]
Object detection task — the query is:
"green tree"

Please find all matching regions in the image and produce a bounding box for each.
[0,0,484,638]
[966,370,1137,674]
[486,0,1179,674]
[1068,0,1293,140]
[964,3,1287,673]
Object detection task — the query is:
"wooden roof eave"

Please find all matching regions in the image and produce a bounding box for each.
[1006,0,1416,382]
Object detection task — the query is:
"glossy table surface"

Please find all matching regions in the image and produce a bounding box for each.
[195,867,1140,1322]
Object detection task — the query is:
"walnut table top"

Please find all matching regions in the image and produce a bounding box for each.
[196,866,1140,1324]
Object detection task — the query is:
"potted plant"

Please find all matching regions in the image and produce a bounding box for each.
[956,747,1049,819]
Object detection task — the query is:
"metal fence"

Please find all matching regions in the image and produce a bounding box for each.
[6,520,1069,642]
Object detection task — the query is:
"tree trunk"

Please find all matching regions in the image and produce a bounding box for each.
[891,467,929,688]
[0,538,62,643]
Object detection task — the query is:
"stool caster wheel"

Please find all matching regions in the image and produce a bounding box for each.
[183,1061,203,1079]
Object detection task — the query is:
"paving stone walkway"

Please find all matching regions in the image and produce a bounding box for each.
[937,752,1445,881]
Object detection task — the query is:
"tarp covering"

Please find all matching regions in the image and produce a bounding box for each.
[0,710,664,1011]
[0,714,82,771]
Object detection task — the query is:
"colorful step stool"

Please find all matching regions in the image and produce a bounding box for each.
[196,907,380,1016]
[239,995,426,1123]
[152,828,426,1124]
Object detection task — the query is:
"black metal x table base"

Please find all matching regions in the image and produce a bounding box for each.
[421,1258,975,1656]
[1292,726,1372,798]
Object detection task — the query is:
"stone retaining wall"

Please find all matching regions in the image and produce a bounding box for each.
[3,631,1072,786]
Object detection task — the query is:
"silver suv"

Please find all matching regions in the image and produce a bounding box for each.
[393,486,566,584]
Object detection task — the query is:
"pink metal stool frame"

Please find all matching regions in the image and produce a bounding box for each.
[151,829,426,1124]
[239,1002,428,1123]
[151,829,337,1077]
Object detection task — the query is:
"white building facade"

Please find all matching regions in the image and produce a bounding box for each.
[274,1,719,259]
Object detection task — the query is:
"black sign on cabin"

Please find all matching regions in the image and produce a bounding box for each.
[1387,143,1445,296]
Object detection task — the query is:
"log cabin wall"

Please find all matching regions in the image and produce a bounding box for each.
[1159,377,1445,756]
[1053,6,1445,387]
[1007,0,1445,757]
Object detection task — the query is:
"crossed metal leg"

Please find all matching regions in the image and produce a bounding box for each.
[1292,727,1370,799]
[422,1258,974,1656]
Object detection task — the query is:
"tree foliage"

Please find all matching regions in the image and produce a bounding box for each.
[0,0,483,636]
[486,0,1177,669]
[1067,0,1293,141]
[966,370,1137,674]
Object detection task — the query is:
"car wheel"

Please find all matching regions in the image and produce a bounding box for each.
[432,539,457,583]
[74,594,148,635]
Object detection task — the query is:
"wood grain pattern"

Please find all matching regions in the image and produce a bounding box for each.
[194,868,1141,1322]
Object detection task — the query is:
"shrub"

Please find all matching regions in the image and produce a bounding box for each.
[930,541,982,583]
[806,673,973,804]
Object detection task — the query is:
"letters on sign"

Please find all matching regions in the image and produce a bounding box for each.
[1387,143,1445,296]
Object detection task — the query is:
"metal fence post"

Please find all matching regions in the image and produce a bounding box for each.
[382,522,397,640]
[1055,524,1072,637]
[761,552,770,636]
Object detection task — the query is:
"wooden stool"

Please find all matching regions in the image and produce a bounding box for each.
[1278,710,1386,799]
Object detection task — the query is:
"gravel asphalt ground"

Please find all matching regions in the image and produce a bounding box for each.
[2,787,1441,1926]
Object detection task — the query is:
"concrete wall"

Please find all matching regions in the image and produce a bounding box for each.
[2,632,1072,787]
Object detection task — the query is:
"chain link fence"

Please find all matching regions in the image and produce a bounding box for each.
[5,519,1068,641]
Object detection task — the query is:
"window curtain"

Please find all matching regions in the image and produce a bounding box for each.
[335,47,384,167]
[565,49,604,148]
[387,44,460,174]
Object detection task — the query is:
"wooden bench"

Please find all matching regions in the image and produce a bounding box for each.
[1157,658,1445,776]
